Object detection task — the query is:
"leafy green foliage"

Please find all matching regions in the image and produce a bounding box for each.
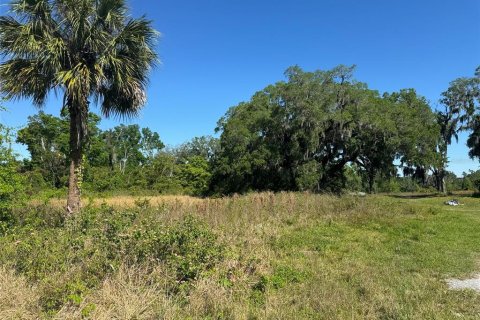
[464,170,480,192]
[0,204,223,313]
[0,0,158,116]
[12,66,480,198]
[175,135,219,162]
[179,156,212,196]
[0,122,25,234]
[212,66,440,194]
[17,112,101,188]
[127,215,223,282]
[467,114,480,160]
[267,265,308,289]
[0,0,159,212]
[435,66,480,192]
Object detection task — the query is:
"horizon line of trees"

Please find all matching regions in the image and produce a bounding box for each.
[210,65,480,195]
[3,65,480,197]
[0,0,478,216]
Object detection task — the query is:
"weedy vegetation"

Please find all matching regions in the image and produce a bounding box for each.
[0,0,479,319]
[0,192,478,319]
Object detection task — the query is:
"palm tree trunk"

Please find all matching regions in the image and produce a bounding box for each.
[67,146,82,214]
[66,104,84,215]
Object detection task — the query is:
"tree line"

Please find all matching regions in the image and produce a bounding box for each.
[211,65,480,194]
[4,64,480,198]
[0,0,478,215]
[15,112,216,196]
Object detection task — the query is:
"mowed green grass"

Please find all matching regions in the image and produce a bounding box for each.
[266,195,480,319]
[1,193,479,319]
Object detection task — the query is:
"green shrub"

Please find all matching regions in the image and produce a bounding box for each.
[295,161,320,191]
[40,277,89,314]
[472,173,480,192]
[344,165,364,192]
[399,178,420,193]
[376,178,400,193]
[179,156,212,196]
[127,215,223,282]
[0,125,25,235]
[268,265,307,289]
[0,204,224,313]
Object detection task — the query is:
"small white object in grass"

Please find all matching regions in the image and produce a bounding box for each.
[446,275,480,292]
[348,192,366,197]
[445,199,459,206]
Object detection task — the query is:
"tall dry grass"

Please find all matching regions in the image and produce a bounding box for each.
[35,194,204,209]
[4,192,480,319]
[56,266,177,319]
[0,267,40,320]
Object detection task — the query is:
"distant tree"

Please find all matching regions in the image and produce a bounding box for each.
[101,124,163,172]
[0,0,158,214]
[437,66,480,192]
[464,169,480,192]
[211,66,440,195]
[0,108,25,233]
[385,89,441,189]
[467,114,480,159]
[179,156,212,196]
[145,152,183,194]
[212,94,276,194]
[103,125,143,173]
[16,112,68,187]
[176,136,219,162]
[140,128,164,162]
[16,114,165,193]
[434,108,459,193]
[17,112,102,187]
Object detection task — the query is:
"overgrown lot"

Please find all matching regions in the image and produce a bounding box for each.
[0,193,479,319]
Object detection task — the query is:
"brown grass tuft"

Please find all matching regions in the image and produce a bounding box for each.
[0,267,40,320]
[56,265,176,319]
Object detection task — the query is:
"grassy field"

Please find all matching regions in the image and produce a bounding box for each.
[1,193,479,319]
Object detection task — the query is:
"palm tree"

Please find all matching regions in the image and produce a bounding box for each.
[0,0,158,214]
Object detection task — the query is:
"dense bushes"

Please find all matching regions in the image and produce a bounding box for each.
[468,170,480,192]
[15,113,216,196]
[0,124,25,234]
[0,203,223,315]
[1,193,480,318]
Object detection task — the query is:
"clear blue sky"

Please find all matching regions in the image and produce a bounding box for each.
[0,0,479,175]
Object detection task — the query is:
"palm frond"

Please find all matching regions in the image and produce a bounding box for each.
[94,0,126,30]
[1,0,159,119]
[95,16,158,119]
[0,58,52,106]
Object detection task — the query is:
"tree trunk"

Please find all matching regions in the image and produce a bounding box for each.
[439,147,448,194]
[66,103,86,215]
[435,168,447,194]
[368,169,375,194]
[67,146,82,214]
[441,170,447,194]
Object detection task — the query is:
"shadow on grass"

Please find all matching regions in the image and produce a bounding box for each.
[387,193,442,199]
[388,191,478,200]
